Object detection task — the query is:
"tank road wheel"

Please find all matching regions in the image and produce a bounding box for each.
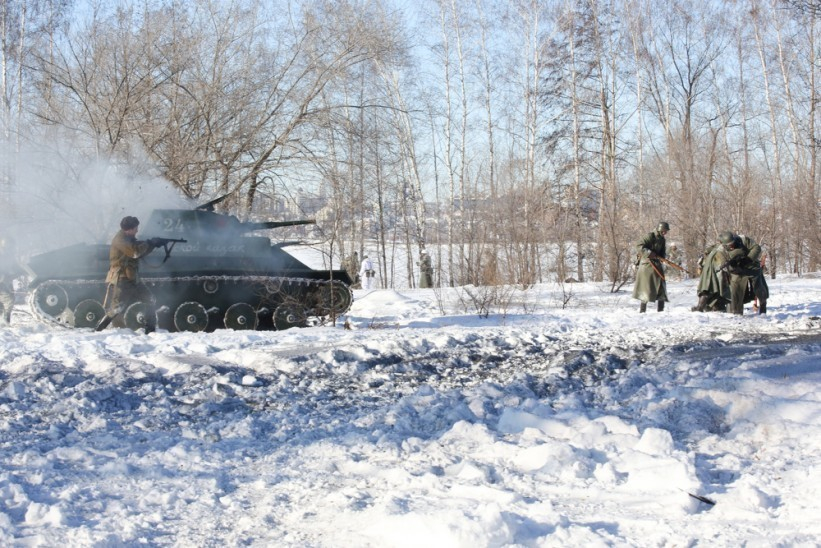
[124,302,156,331]
[174,301,209,332]
[33,283,69,318]
[224,303,258,331]
[273,304,307,330]
[74,299,105,328]
[317,282,353,315]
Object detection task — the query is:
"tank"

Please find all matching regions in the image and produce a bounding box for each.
[24,197,354,332]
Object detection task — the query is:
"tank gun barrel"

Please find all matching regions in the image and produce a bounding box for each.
[196,194,230,212]
[242,219,316,231]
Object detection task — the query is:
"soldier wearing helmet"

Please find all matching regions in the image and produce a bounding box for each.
[718,230,735,246]
[95,216,162,332]
[632,221,670,313]
[721,232,769,315]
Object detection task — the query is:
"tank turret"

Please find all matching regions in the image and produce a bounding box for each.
[25,196,353,332]
[143,207,318,240]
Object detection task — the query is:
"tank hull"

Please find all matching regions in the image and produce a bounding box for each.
[26,238,353,332]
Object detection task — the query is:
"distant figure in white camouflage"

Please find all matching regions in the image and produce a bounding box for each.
[359,254,375,290]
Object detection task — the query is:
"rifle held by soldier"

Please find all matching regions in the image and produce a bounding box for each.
[146,237,188,263]
[147,237,187,247]
[657,256,694,277]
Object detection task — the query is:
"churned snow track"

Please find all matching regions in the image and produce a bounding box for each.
[0,325,649,460]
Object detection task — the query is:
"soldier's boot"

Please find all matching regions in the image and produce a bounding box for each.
[95,315,113,332]
[758,300,767,315]
[692,295,709,312]
[657,301,665,312]
[639,302,647,313]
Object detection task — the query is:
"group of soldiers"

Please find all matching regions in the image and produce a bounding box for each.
[633,221,769,315]
[342,249,434,291]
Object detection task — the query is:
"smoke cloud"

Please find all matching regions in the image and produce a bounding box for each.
[1,132,189,263]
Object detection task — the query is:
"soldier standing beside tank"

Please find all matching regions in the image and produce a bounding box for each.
[96,216,162,333]
[632,221,670,313]
[721,231,769,315]
[346,251,360,288]
[418,251,433,288]
[0,234,20,325]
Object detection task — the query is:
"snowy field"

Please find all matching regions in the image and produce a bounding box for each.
[1,274,820,546]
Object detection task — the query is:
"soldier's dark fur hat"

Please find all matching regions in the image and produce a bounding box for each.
[120,216,140,230]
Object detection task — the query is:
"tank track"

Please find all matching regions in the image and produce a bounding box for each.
[28,275,353,331]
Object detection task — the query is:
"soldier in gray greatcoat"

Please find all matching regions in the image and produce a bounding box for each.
[632,221,670,312]
[721,231,769,315]
[343,251,360,288]
[692,238,730,312]
[419,251,433,288]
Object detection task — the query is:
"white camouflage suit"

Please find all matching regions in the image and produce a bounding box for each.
[359,256,375,290]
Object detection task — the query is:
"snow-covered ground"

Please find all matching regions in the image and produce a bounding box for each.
[1,275,819,546]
